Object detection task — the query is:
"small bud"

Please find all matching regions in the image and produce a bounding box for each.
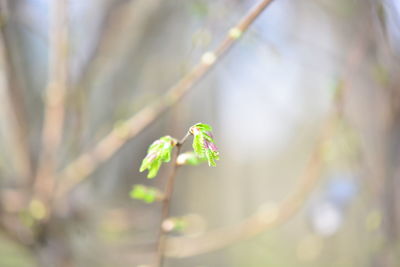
[176,153,190,165]
[177,151,207,166]
[130,185,163,203]
[201,52,216,65]
[162,218,176,232]
[29,199,47,220]
[228,27,242,39]
[162,217,188,232]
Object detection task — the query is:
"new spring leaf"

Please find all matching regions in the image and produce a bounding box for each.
[189,123,219,166]
[130,185,162,203]
[140,136,177,178]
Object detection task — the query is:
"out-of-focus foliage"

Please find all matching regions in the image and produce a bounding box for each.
[130,184,162,203]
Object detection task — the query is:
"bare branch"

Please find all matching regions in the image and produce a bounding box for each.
[73,0,161,85]
[0,6,32,184]
[33,0,69,212]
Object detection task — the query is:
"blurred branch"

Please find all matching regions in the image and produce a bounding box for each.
[0,5,32,183]
[67,0,162,144]
[0,210,34,248]
[33,0,69,211]
[73,0,161,86]
[165,112,335,258]
[55,0,276,202]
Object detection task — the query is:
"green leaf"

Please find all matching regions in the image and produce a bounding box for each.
[173,218,188,231]
[193,134,204,157]
[130,185,162,203]
[189,123,219,166]
[140,136,177,178]
[130,185,146,199]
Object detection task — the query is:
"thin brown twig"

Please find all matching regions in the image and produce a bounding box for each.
[73,0,161,86]
[0,7,32,183]
[164,112,335,258]
[155,132,190,267]
[33,0,69,213]
[55,0,275,202]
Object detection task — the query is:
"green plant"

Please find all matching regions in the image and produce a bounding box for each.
[131,122,219,266]
[137,123,219,180]
[139,135,177,178]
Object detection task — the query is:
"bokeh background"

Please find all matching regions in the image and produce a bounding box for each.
[0,0,400,266]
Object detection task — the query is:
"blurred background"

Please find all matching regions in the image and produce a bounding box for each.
[0,0,400,266]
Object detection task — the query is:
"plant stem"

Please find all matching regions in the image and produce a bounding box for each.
[155,132,190,267]
[0,21,33,183]
[177,131,191,147]
[33,0,68,216]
